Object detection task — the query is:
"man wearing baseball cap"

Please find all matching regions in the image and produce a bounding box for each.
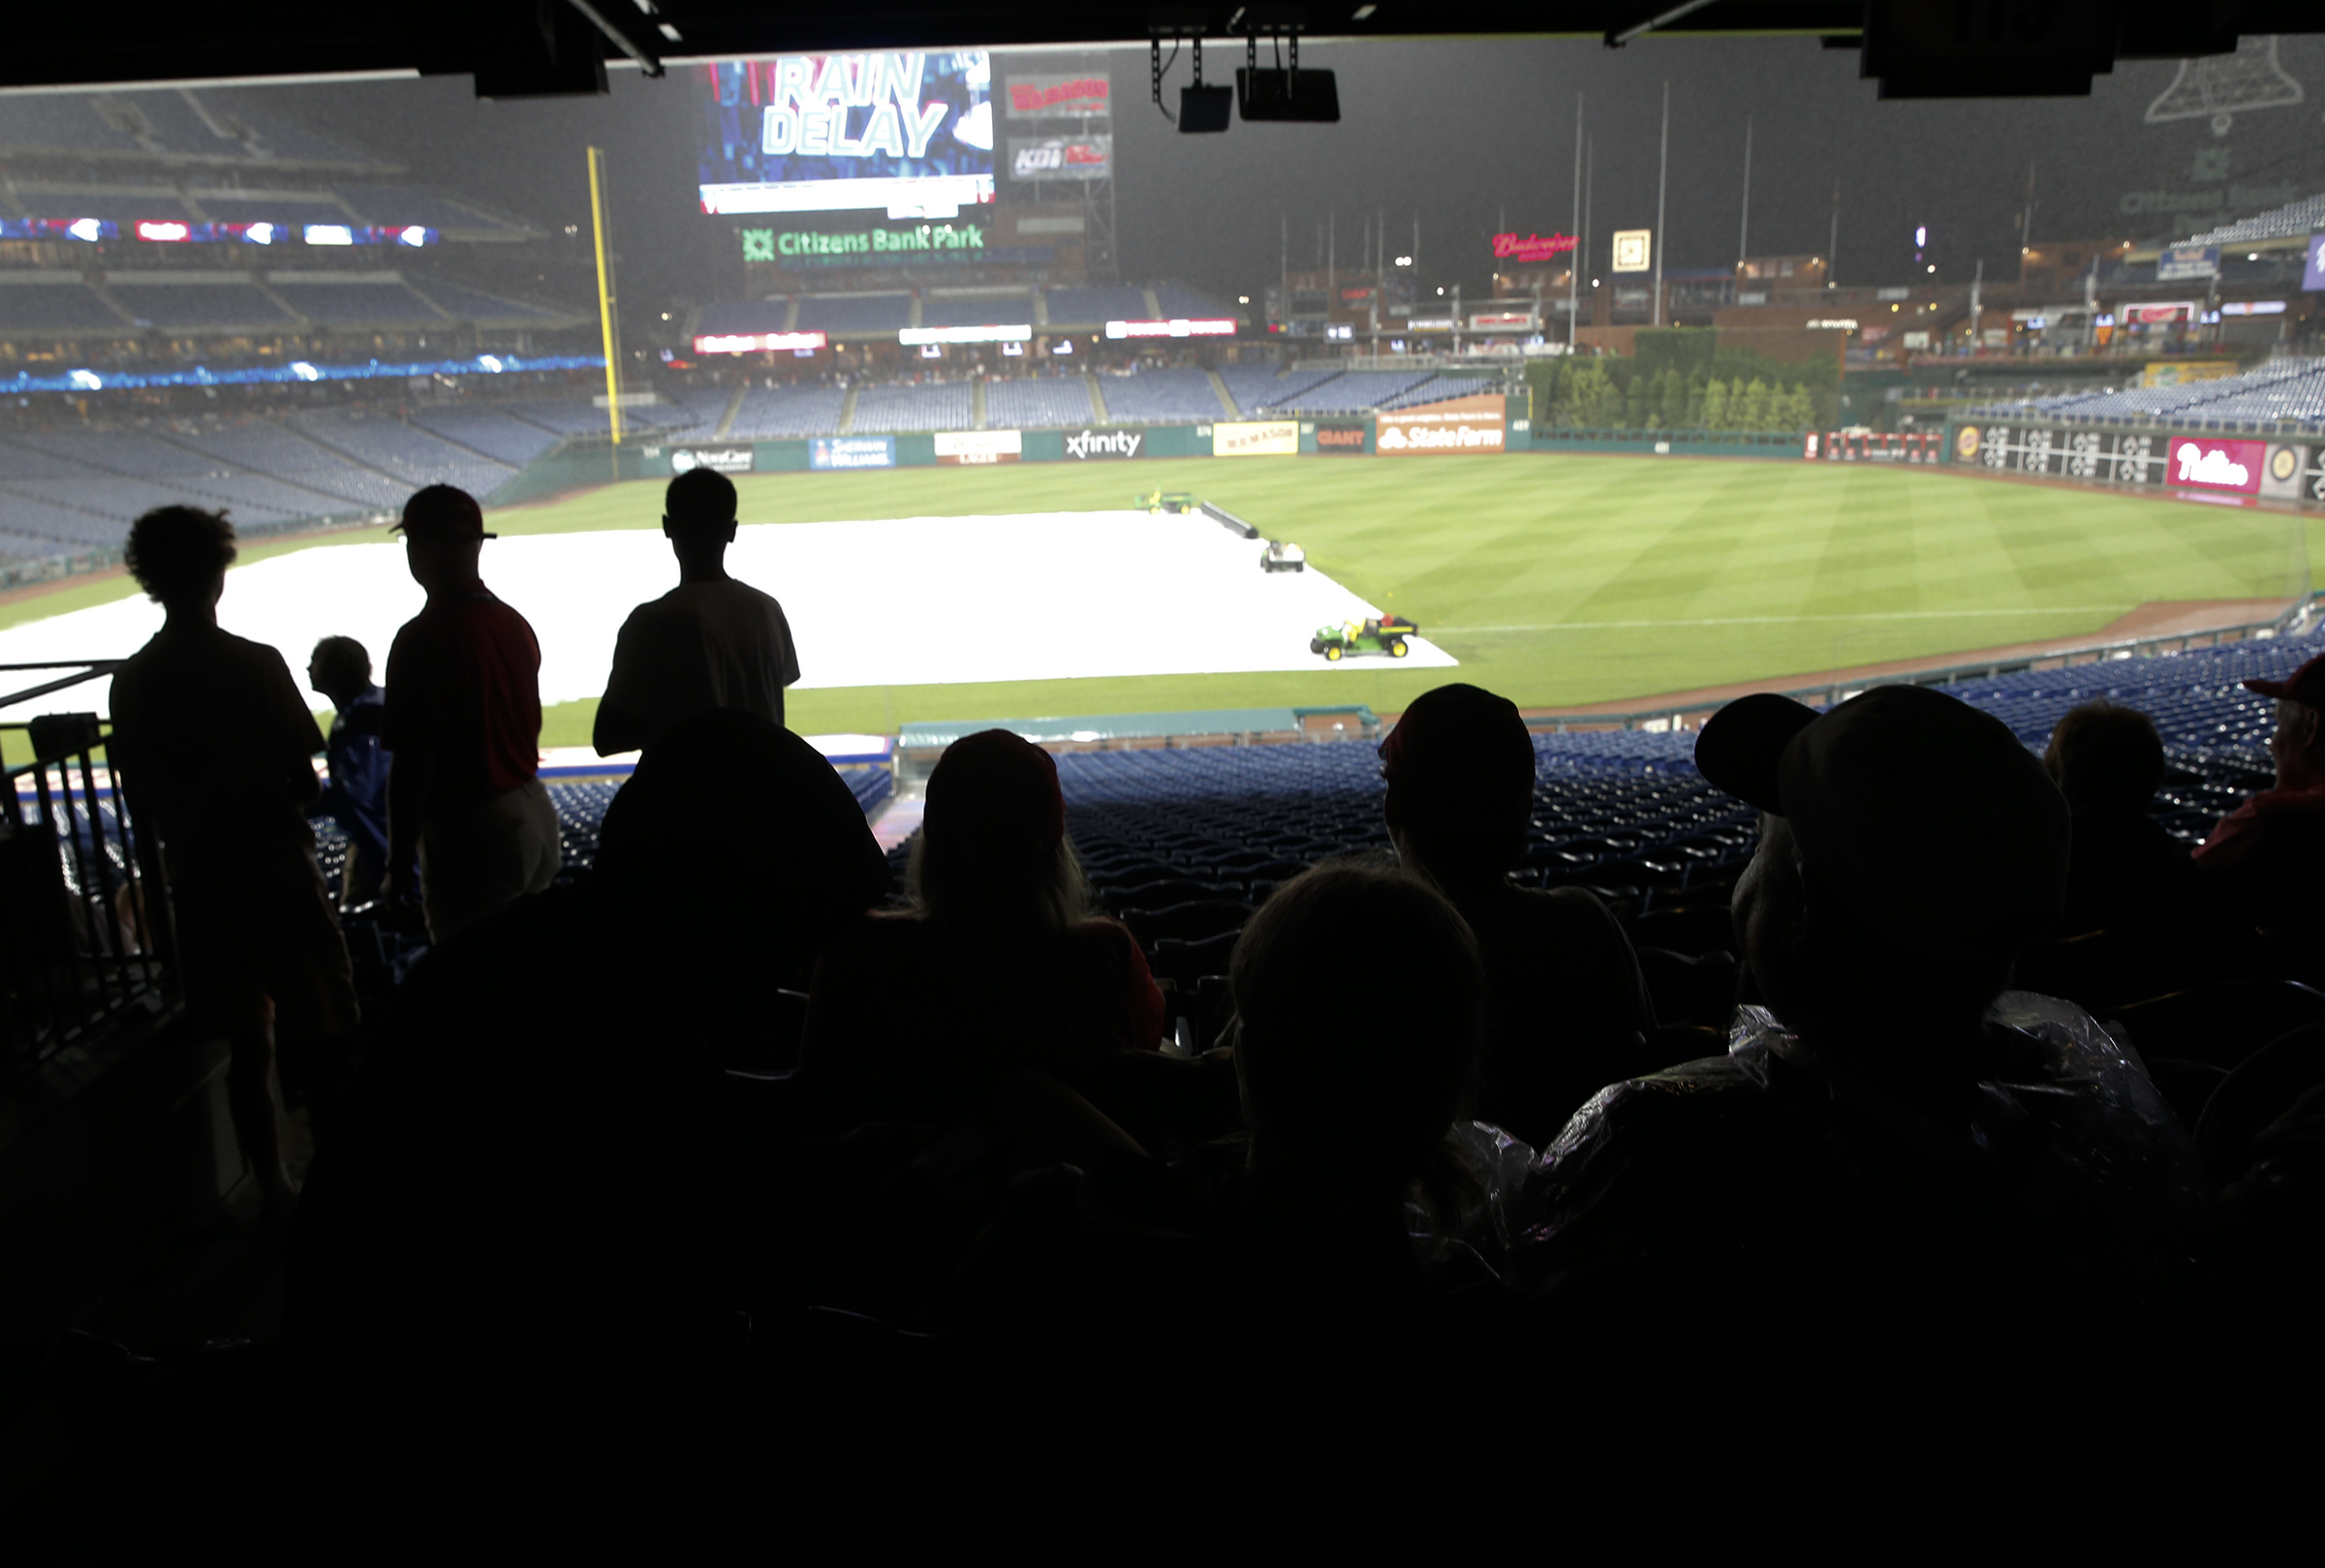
[2193,651,2325,930]
[381,484,559,941]
[1512,684,2194,1321]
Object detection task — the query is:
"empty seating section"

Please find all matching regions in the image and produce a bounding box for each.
[408,407,565,467]
[650,385,732,435]
[1268,371,1434,414]
[269,282,444,324]
[1100,368,1224,422]
[15,192,189,222]
[11,428,215,477]
[850,382,973,435]
[404,282,557,322]
[726,385,845,438]
[108,284,291,328]
[2184,192,2325,247]
[495,398,689,438]
[1151,286,1232,320]
[293,412,512,496]
[1219,365,1341,415]
[920,293,1032,327]
[982,377,1094,428]
[0,285,127,331]
[1043,287,1150,325]
[1973,355,2325,432]
[697,300,793,336]
[334,186,511,231]
[1381,375,1493,409]
[192,196,351,226]
[796,295,914,333]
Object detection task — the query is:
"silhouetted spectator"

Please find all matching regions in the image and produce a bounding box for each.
[304,634,392,907]
[108,506,357,1219]
[594,467,798,755]
[1231,860,1496,1270]
[1380,683,1652,1143]
[802,728,1163,1127]
[2043,698,2193,934]
[380,485,558,942]
[292,710,889,1348]
[1513,686,2197,1328]
[2194,653,2325,931]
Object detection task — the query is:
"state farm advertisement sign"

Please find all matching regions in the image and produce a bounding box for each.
[1212,420,1299,458]
[1376,394,1506,456]
[934,429,1022,465]
[2168,437,2265,493]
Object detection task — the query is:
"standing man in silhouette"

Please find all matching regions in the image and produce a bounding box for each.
[381,484,559,942]
[594,466,799,754]
[108,505,357,1220]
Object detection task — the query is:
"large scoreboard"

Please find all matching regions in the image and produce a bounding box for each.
[1952,421,2325,506]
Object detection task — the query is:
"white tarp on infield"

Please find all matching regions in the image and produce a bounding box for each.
[0,510,1453,721]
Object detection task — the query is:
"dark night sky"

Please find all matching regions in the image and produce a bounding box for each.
[256,33,2325,314]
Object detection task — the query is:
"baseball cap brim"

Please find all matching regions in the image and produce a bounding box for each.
[2243,676,2294,698]
[1693,692,1819,815]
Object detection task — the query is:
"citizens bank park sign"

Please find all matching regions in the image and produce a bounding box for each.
[1953,421,2323,503]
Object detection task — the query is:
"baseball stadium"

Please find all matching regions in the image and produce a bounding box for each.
[8,12,2325,1547]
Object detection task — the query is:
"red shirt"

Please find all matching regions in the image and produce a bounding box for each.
[384,586,542,819]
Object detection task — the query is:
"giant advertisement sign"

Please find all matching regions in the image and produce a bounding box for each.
[1314,421,1368,454]
[1063,427,1145,459]
[810,435,897,470]
[1005,74,1111,116]
[934,429,1022,465]
[1008,136,1111,181]
[697,54,994,218]
[1376,395,1506,456]
[1212,421,1300,458]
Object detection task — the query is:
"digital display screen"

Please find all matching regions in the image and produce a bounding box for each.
[697,53,994,219]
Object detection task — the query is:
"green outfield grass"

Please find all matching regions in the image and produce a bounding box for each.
[9,456,2313,749]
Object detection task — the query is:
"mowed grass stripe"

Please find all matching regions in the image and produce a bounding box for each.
[3,456,2310,744]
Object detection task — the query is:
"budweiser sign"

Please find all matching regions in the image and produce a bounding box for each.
[1491,231,1577,263]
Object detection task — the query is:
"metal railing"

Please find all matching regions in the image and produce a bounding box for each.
[3,661,174,1089]
[1530,593,2325,737]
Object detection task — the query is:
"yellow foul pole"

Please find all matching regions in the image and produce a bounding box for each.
[587,145,623,446]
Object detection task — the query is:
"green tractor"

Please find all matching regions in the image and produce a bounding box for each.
[1312,615,1418,661]
[1136,489,1200,514]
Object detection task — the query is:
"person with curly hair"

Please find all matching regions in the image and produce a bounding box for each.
[108,506,357,1222]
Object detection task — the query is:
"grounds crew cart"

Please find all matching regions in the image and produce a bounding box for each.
[1312,615,1416,661]
[1136,490,1201,514]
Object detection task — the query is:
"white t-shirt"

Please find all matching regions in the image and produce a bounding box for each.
[602,578,800,744]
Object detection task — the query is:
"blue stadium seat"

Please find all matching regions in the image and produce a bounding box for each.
[982,377,1094,429]
[1100,368,1224,423]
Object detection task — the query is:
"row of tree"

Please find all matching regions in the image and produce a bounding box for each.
[1523,327,1842,434]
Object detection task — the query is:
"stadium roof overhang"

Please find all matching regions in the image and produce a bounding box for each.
[6,3,2321,101]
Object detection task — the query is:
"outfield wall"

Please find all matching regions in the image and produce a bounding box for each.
[488,393,1821,507]
[1940,415,2325,507]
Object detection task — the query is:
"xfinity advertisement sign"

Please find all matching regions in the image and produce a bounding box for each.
[1064,428,1144,460]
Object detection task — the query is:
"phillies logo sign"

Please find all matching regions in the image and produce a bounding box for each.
[1491,231,1578,263]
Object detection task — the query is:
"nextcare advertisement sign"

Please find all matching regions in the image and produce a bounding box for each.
[697,53,995,218]
[1063,427,1144,459]
[669,446,755,474]
[1211,420,1299,458]
[1005,74,1111,116]
[810,435,896,470]
[1376,395,1507,456]
[1008,136,1111,180]
[934,429,1022,465]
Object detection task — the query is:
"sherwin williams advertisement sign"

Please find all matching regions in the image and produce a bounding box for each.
[811,436,896,470]
[2168,437,2265,493]
[1376,395,1507,456]
[1211,421,1299,457]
